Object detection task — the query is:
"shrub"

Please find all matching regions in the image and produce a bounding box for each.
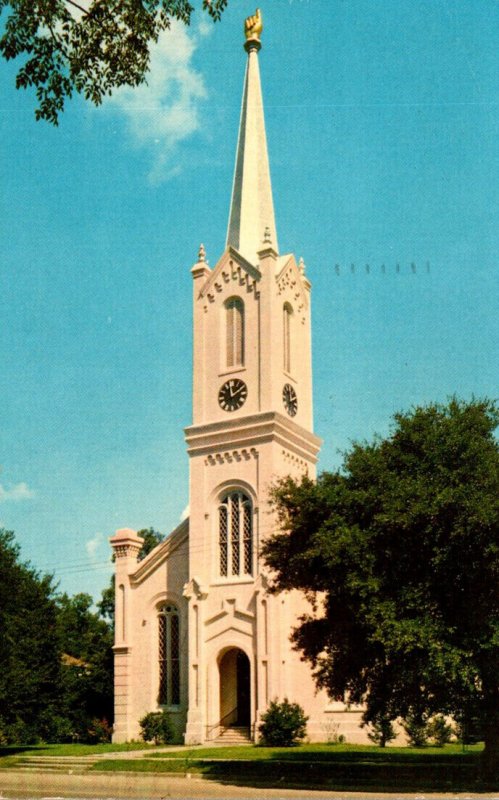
[258,698,308,747]
[42,714,74,743]
[139,711,174,745]
[321,719,345,745]
[402,712,428,747]
[427,714,452,747]
[366,716,397,747]
[86,717,113,744]
[1,717,40,745]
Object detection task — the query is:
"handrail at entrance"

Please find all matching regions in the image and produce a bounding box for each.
[205,705,238,740]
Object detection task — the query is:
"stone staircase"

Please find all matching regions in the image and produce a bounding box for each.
[10,755,98,773]
[213,725,252,745]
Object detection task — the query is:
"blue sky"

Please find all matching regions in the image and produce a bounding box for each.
[1,0,497,601]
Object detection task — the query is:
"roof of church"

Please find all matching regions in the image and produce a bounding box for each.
[225,11,278,266]
[131,517,189,585]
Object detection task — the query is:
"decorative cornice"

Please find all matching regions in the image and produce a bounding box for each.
[109,528,143,560]
[205,447,258,466]
[198,248,261,303]
[282,448,310,474]
[191,263,211,281]
[276,255,309,323]
[185,411,322,463]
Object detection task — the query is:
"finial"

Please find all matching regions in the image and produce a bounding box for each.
[198,243,206,262]
[263,226,272,245]
[299,256,306,275]
[244,8,262,51]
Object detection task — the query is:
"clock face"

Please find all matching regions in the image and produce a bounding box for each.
[283,383,298,417]
[218,378,248,412]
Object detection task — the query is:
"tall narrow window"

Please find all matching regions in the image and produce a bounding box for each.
[219,502,228,577]
[283,303,293,373]
[226,297,244,368]
[218,491,253,577]
[158,605,180,706]
[242,501,252,574]
[231,497,240,575]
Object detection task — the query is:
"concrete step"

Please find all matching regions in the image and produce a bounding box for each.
[14,756,98,773]
[213,726,251,745]
[12,765,90,773]
[18,757,96,763]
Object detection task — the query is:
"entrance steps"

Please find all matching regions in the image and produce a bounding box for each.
[213,725,251,745]
[9,756,98,773]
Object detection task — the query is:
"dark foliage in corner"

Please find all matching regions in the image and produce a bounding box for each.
[263,398,499,778]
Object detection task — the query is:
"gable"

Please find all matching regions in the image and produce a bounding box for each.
[131,518,189,585]
[275,254,309,324]
[197,247,261,312]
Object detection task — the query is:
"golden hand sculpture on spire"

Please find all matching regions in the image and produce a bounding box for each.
[244,8,263,41]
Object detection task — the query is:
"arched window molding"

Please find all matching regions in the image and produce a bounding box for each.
[218,491,253,578]
[225,297,244,368]
[158,604,180,706]
[283,302,293,373]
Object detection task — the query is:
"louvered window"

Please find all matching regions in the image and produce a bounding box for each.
[226,297,244,368]
[218,492,253,577]
[158,605,180,706]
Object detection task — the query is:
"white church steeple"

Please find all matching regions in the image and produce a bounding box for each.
[226,9,278,264]
[112,12,359,751]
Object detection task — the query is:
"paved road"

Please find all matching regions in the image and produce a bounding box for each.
[0,770,498,800]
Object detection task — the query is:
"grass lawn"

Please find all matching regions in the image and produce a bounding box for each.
[0,741,155,758]
[146,742,483,760]
[0,741,493,791]
[91,743,490,792]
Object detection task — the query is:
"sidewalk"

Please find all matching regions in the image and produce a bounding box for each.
[1,768,497,800]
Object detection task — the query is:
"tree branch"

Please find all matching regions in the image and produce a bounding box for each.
[63,0,89,16]
[46,20,70,61]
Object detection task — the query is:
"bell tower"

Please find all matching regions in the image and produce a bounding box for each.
[183,10,321,744]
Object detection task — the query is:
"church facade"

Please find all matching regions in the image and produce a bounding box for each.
[110,14,367,745]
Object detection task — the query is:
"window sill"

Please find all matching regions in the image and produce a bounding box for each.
[218,366,246,378]
[211,577,255,587]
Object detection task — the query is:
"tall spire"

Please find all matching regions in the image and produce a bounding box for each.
[226,9,278,264]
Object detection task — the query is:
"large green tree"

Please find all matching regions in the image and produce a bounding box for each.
[0,0,228,124]
[56,592,114,740]
[0,529,61,742]
[0,527,117,743]
[262,399,499,779]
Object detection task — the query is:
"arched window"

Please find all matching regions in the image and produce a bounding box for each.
[225,297,244,368]
[283,303,293,373]
[158,604,180,706]
[218,491,253,577]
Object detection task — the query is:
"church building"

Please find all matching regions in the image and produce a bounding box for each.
[110,11,367,745]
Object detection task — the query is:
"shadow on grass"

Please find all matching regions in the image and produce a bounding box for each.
[0,745,52,757]
[94,750,493,793]
[201,759,487,792]
[263,748,479,765]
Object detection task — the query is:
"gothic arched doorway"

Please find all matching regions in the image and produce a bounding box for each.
[218,648,250,728]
